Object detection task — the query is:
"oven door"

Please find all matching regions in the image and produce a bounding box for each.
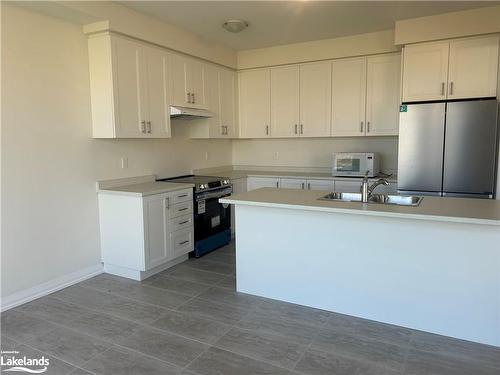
[194,186,232,242]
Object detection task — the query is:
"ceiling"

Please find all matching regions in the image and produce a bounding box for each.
[121,1,499,50]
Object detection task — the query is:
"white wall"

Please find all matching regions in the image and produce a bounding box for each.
[1,4,232,299]
[232,137,399,174]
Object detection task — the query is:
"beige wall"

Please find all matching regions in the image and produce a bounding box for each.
[232,137,399,174]
[1,4,232,299]
[237,29,398,69]
[395,5,500,45]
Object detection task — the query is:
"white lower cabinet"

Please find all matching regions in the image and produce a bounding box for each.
[280,178,307,189]
[280,178,334,191]
[307,179,334,191]
[98,188,194,280]
[230,177,247,237]
[247,177,280,190]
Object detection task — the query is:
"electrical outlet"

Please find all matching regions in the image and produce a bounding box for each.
[274,151,279,160]
[205,152,209,160]
[121,157,128,169]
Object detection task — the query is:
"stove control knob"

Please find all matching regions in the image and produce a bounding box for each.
[222,179,230,185]
[198,184,206,190]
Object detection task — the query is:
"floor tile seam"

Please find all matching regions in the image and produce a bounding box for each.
[225,323,317,348]
[181,262,235,276]
[177,344,213,374]
[15,301,219,349]
[209,341,299,372]
[289,322,322,371]
[192,292,265,311]
[250,309,332,330]
[76,283,193,310]
[167,264,235,279]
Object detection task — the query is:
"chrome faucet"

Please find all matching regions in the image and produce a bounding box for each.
[360,171,389,203]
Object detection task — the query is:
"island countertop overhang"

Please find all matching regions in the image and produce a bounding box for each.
[220,188,500,226]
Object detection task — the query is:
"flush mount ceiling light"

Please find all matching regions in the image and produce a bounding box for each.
[222,20,249,33]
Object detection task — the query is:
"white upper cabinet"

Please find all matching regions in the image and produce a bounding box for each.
[447,36,499,100]
[332,57,367,137]
[203,64,222,137]
[402,36,499,102]
[171,54,206,109]
[365,54,401,136]
[402,41,449,102]
[144,46,171,138]
[239,69,271,138]
[270,65,300,138]
[88,33,171,138]
[299,62,332,137]
[219,68,236,137]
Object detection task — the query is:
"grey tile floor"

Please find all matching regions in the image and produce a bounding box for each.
[2,241,500,375]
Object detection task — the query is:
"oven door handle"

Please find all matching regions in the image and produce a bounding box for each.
[196,188,233,201]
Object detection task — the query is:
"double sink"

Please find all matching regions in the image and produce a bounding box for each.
[319,192,423,206]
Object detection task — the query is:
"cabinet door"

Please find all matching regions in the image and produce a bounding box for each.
[238,69,271,138]
[448,36,499,99]
[331,57,367,137]
[299,62,332,137]
[366,54,401,136]
[204,65,223,137]
[402,41,449,102]
[220,69,236,137]
[171,54,189,106]
[270,66,300,138]
[112,37,148,138]
[334,180,362,193]
[144,196,168,269]
[280,178,306,189]
[307,179,334,191]
[187,58,206,108]
[145,46,171,138]
[247,177,279,190]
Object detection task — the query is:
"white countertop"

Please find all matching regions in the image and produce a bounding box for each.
[98,181,194,197]
[204,169,397,183]
[220,188,500,226]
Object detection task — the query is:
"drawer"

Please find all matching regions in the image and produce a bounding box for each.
[171,189,193,205]
[171,228,193,258]
[170,214,193,232]
[169,201,193,218]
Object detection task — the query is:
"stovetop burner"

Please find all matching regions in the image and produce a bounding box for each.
[159,175,231,193]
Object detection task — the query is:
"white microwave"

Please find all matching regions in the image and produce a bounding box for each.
[332,152,380,177]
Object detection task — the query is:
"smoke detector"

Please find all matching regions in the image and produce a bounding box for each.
[222,20,249,33]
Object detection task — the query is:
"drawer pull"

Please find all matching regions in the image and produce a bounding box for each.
[179,220,189,225]
[178,194,189,198]
[179,240,189,245]
[178,207,188,211]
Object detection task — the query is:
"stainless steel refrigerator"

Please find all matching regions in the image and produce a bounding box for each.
[398,99,499,198]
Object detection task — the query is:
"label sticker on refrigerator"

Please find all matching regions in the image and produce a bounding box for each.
[198,200,206,214]
[211,216,220,228]
[399,105,407,112]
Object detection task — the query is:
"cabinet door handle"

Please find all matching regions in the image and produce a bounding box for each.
[300,124,303,135]
[192,93,195,104]
[266,125,269,135]
[360,121,364,133]
[301,182,305,189]
[187,92,191,103]
[165,197,170,209]
[179,240,189,245]
[441,82,445,96]
[179,220,189,225]
[449,81,453,96]
[178,194,188,198]
[276,181,279,188]
[308,183,311,190]
[147,121,152,133]
[140,120,146,133]
[178,207,188,211]
[367,121,370,133]
[294,124,298,134]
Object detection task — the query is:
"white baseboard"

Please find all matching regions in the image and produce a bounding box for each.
[1,264,103,312]
[104,255,187,281]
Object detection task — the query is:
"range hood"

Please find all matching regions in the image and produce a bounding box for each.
[170,105,214,120]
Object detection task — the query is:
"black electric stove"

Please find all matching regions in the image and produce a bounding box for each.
[160,175,231,193]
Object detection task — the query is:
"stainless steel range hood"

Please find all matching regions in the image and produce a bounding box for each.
[170,105,214,119]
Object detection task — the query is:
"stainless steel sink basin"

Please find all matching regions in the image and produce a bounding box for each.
[319,192,423,206]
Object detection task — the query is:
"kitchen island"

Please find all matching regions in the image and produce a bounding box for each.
[220,188,500,346]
